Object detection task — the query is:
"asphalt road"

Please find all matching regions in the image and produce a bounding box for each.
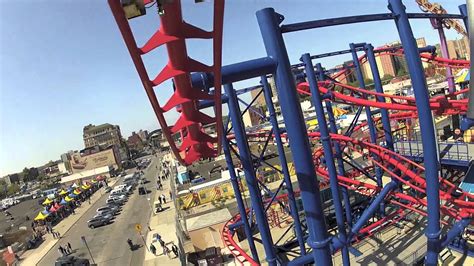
[38,155,161,266]
[0,198,42,234]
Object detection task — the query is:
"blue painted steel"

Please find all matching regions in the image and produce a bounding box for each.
[338,181,397,246]
[261,76,306,255]
[256,8,332,265]
[388,0,441,264]
[459,4,468,34]
[350,43,385,216]
[440,217,471,248]
[302,53,350,266]
[280,13,463,33]
[364,43,394,151]
[221,126,260,262]
[190,57,276,90]
[316,63,353,226]
[225,83,277,265]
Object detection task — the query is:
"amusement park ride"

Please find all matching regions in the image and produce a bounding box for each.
[109,0,473,265]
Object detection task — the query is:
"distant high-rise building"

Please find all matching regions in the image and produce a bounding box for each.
[454,36,470,60]
[377,53,397,78]
[137,130,148,142]
[83,123,123,149]
[250,87,266,107]
[446,40,457,59]
[416,37,427,48]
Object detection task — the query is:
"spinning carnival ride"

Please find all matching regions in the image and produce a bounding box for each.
[109,0,473,265]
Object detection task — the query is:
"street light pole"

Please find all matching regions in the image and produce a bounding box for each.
[81,236,96,264]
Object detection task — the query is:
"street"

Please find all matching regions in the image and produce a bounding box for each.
[38,155,161,266]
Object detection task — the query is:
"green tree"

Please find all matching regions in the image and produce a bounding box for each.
[382,74,394,81]
[396,67,408,77]
[7,184,20,196]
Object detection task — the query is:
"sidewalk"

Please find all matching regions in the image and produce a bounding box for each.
[19,178,119,265]
[143,170,180,266]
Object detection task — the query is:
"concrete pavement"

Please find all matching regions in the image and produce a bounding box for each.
[35,156,161,266]
[143,158,180,266]
[19,177,119,265]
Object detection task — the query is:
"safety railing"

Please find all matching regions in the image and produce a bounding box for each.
[394,140,473,164]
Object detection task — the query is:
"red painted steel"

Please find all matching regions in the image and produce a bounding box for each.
[109,0,224,165]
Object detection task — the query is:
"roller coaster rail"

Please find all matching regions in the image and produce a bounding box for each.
[109,0,473,265]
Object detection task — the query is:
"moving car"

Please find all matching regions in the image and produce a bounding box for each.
[87,216,112,229]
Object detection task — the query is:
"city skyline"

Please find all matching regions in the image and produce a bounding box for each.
[0,0,465,176]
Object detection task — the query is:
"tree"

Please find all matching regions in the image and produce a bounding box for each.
[7,184,20,196]
[396,67,408,77]
[381,74,394,81]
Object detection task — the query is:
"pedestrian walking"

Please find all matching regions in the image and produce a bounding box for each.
[158,196,162,205]
[159,238,165,248]
[64,245,70,255]
[171,243,179,258]
[58,246,65,257]
[67,242,72,253]
[169,191,172,200]
[150,243,156,255]
[162,194,167,204]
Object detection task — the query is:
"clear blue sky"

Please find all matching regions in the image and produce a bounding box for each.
[0,0,464,176]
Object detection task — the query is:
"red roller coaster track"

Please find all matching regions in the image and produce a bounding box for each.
[221,65,473,265]
[108,0,225,165]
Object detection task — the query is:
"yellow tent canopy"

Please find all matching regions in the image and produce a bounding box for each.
[90,180,97,184]
[81,185,90,190]
[34,211,49,221]
[58,190,67,195]
[73,190,81,195]
[333,107,348,117]
[64,196,74,202]
[42,198,53,205]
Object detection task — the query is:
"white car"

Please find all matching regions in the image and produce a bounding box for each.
[108,194,126,201]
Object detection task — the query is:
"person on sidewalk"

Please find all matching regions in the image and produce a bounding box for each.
[63,244,70,255]
[67,242,72,253]
[158,196,162,205]
[171,243,179,258]
[150,243,157,256]
[58,246,65,257]
[161,194,166,204]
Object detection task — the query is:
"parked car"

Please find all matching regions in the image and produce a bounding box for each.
[120,171,127,177]
[104,186,112,193]
[87,217,112,229]
[108,194,126,201]
[55,255,90,266]
[92,212,113,221]
[97,206,119,214]
[106,197,125,205]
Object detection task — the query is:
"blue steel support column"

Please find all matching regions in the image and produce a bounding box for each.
[315,63,352,227]
[302,54,350,266]
[257,8,332,265]
[350,43,385,216]
[222,130,260,262]
[459,4,469,35]
[225,83,277,265]
[261,76,306,255]
[364,44,394,151]
[388,1,441,264]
